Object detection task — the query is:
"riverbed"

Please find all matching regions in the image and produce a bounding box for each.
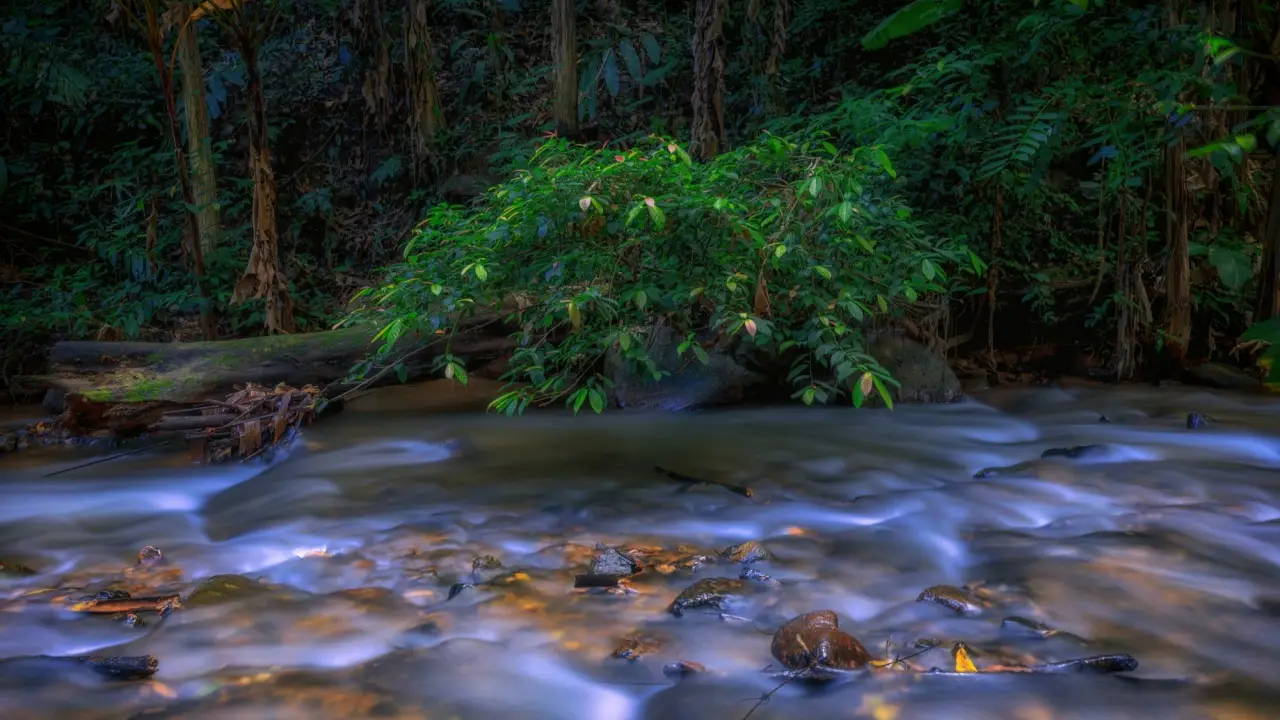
[2,383,1279,719]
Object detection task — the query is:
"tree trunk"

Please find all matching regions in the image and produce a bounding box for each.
[231,47,296,334]
[690,0,727,160]
[406,0,445,153]
[1162,135,1192,364]
[1258,152,1280,320]
[1159,0,1191,368]
[143,3,214,339]
[551,0,578,138]
[178,6,220,254]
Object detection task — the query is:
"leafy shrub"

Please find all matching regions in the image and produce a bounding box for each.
[354,128,978,414]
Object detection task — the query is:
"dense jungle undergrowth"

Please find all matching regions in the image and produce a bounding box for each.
[3,0,1280,411]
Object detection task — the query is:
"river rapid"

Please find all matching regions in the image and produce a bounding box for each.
[1,383,1279,719]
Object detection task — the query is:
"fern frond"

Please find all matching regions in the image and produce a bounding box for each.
[977,96,1059,181]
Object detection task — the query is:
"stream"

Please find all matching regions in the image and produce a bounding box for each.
[2,383,1280,719]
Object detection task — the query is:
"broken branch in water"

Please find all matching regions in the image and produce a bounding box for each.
[654,465,754,499]
[69,594,181,615]
[43,438,175,477]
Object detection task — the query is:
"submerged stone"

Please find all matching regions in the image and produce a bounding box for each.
[770,611,871,674]
[471,555,503,572]
[917,585,983,616]
[612,633,664,661]
[1000,616,1053,638]
[662,660,706,677]
[667,578,750,617]
[719,541,771,565]
[0,561,37,577]
[185,574,269,607]
[1041,445,1104,460]
[739,567,780,587]
[590,545,640,576]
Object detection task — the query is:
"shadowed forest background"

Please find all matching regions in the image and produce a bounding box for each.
[2,0,1279,413]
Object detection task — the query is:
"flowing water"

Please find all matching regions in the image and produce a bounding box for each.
[2,383,1280,719]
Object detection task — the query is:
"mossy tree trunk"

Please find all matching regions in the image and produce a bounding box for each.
[178,6,220,255]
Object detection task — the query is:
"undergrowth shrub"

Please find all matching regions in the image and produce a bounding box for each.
[353,129,980,414]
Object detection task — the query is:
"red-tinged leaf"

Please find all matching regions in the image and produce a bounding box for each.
[644,197,656,207]
[579,196,592,211]
[744,319,758,337]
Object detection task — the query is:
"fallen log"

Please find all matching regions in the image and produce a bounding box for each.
[24,317,516,436]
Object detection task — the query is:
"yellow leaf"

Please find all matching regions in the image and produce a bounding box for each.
[567,301,582,331]
[953,643,977,673]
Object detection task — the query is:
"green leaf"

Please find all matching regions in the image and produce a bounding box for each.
[602,51,620,98]
[774,244,787,258]
[588,388,606,414]
[873,375,895,409]
[921,258,936,280]
[801,386,817,405]
[852,381,866,408]
[813,266,832,280]
[474,264,489,281]
[572,388,588,414]
[692,345,709,365]
[1209,246,1252,291]
[808,176,823,197]
[837,201,853,223]
[872,148,897,178]
[634,289,648,309]
[642,33,662,64]
[647,204,666,229]
[862,0,963,50]
[394,362,408,384]
[619,40,643,81]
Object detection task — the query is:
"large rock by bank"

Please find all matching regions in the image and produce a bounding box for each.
[868,332,963,404]
[605,326,765,411]
[606,325,961,410]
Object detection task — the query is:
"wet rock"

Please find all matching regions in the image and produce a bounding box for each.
[590,545,640,576]
[0,560,37,577]
[719,541,771,565]
[1186,412,1211,429]
[136,545,165,566]
[605,325,766,411]
[917,585,983,616]
[973,462,1037,479]
[408,617,443,635]
[185,574,270,607]
[1041,444,1104,460]
[612,633,664,661]
[739,567,780,587]
[867,332,963,404]
[1000,616,1053,638]
[769,610,871,674]
[471,555,503,572]
[675,553,716,572]
[667,578,750,617]
[1186,362,1261,390]
[662,660,706,677]
[122,612,145,628]
[446,582,475,601]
